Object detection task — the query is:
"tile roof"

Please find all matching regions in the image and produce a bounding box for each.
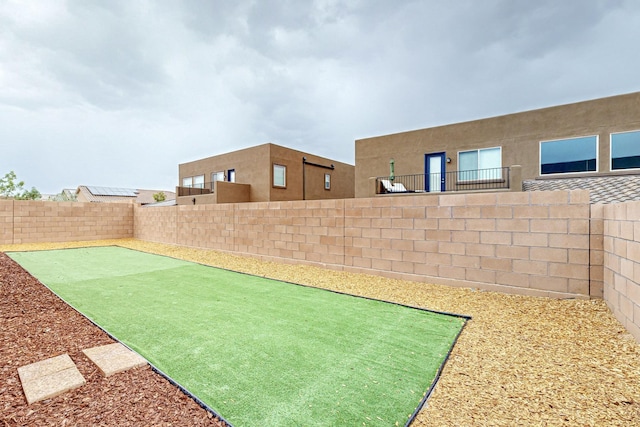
[523,175,640,204]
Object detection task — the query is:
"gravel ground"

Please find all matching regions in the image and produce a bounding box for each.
[2,238,640,426]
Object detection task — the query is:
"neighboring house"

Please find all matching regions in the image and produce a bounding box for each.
[75,186,176,205]
[177,143,354,205]
[354,91,640,199]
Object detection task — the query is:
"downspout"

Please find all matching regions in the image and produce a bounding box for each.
[302,157,306,201]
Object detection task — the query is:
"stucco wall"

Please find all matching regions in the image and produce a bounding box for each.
[603,201,640,341]
[135,190,596,299]
[0,200,133,244]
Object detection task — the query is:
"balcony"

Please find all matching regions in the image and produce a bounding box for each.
[177,182,214,197]
[375,166,519,194]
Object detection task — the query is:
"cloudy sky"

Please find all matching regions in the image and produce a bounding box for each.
[1,0,639,195]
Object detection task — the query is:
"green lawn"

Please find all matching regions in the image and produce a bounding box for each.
[9,247,466,427]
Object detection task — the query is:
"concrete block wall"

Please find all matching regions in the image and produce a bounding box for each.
[590,204,605,298]
[0,200,13,244]
[603,201,640,341]
[177,204,236,251]
[234,199,346,265]
[134,204,177,244]
[342,191,593,298]
[133,190,595,299]
[0,200,133,244]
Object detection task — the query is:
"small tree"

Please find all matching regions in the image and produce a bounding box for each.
[153,191,166,202]
[0,171,41,200]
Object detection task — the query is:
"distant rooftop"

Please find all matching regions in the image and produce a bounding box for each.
[524,174,640,204]
[86,186,138,197]
[76,186,176,204]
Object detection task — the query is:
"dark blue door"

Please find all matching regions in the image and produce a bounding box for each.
[425,152,446,192]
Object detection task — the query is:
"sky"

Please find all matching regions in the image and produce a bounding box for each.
[1,0,639,195]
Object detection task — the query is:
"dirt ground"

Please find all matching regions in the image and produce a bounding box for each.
[2,238,640,426]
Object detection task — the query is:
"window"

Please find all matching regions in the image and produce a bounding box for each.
[273,164,286,187]
[212,171,225,182]
[458,147,502,181]
[324,173,331,190]
[611,130,640,170]
[182,177,193,188]
[228,169,236,182]
[193,175,205,188]
[540,136,597,175]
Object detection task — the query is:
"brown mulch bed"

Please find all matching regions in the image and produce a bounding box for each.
[0,252,226,427]
[3,239,640,426]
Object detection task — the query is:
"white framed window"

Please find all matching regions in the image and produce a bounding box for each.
[212,171,225,182]
[273,164,286,187]
[458,147,502,181]
[611,130,640,171]
[540,136,598,175]
[324,173,331,190]
[228,169,236,182]
[193,175,205,189]
[182,177,193,188]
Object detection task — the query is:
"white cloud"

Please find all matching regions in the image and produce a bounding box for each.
[0,0,639,194]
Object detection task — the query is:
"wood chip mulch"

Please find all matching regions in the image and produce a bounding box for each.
[2,239,640,426]
[0,252,226,427]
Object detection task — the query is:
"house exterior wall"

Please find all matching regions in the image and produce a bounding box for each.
[603,201,640,342]
[215,181,252,204]
[355,91,640,198]
[178,143,355,204]
[0,200,133,244]
[180,144,271,202]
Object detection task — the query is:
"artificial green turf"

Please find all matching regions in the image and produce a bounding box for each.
[9,247,465,427]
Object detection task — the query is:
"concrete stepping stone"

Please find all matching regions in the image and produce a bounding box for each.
[82,343,147,377]
[18,354,86,405]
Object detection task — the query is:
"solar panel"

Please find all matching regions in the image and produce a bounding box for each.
[87,186,138,197]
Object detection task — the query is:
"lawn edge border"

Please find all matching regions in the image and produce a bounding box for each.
[3,249,235,427]
[6,244,473,426]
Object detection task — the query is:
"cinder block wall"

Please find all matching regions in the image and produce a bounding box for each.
[0,200,133,244]
[134,190,596,299]
[234,199,346,266]
[0,200,13,244]
[134,204,178,244]
[343,191,593,298]
[603,201,640,341]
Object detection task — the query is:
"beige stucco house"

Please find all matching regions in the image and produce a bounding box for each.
[177,143,355,205]
[355,91,640,199]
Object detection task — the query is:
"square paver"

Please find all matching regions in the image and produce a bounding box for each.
[82,343,147,377]
[18,354,86,405]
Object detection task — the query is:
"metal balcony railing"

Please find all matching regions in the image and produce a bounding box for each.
[376,167,510,194]
[177,181,216,197]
